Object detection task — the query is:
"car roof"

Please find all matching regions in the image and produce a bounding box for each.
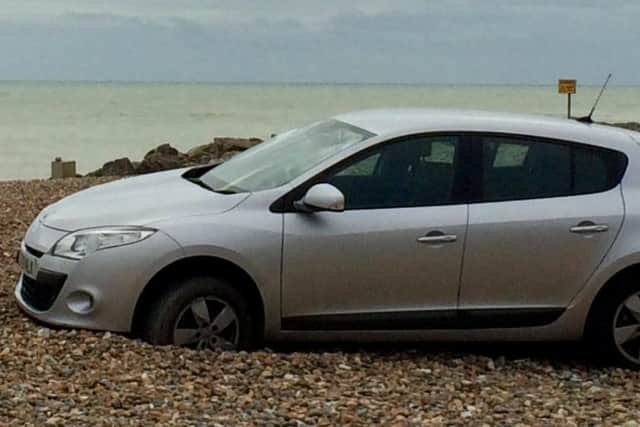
[335,108,638,152]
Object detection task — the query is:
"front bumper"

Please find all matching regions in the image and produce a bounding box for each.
[15,231,184,333]
[17,268,67,311]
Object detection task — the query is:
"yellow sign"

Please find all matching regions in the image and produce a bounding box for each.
[558,79,577,94]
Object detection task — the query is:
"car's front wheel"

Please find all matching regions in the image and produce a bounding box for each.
[142,275,254,351]
[588,282,640,368]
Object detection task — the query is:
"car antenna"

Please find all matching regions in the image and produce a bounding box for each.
[575,73,612,124]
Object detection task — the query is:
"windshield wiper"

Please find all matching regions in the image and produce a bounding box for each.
[185,177,215,191]
[185,177,240,194]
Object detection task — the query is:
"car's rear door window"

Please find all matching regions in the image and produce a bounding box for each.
[482,137,571,201]
[477,135,627,203]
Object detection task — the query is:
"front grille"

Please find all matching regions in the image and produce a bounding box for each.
[20,270,67,311]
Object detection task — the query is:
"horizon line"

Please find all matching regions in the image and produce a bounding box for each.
[0,79,638,88]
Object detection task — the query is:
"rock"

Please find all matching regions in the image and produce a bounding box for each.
[187,138,262,164]
[603,122,640,133]
[613,122,640,132]
[135,143,187,175]
[88,157,136,177]
[214,137,262,153]
[86,137,263,177]
[221,150,243,161]
[144,143,180,158]
[186,143,219,164]
[45,416,62,426]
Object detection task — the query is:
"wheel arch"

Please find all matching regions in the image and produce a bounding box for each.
[131,255,266,342]
[584,262,640,338]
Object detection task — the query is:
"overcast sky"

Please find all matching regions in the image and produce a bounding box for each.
[1,0,638,84]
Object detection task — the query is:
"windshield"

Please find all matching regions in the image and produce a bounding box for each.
[201,120,375,192]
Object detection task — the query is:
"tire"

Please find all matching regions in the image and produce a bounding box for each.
[587,281,640,369]
[142,275,254,351]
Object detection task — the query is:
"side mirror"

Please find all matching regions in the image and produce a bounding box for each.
[294,183,345,212]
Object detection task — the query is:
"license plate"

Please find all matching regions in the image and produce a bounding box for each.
[19,249,39,280]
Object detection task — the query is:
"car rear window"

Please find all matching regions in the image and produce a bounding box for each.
[479,135,627,203]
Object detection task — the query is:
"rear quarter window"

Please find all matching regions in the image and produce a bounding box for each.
[478,135,628,203]
[572,145,628,195]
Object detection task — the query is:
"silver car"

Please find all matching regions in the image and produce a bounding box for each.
[15,109,640,366]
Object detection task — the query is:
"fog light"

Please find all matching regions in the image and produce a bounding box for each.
[66,291,94,314]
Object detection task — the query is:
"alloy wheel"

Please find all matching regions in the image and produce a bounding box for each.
[172,296,240,351]
[613,292,640,364]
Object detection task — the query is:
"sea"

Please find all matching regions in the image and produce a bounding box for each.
[1,82,639,180]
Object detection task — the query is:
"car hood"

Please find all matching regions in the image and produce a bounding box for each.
[40,168,250,231]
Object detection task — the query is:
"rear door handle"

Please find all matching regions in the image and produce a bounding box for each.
[570,222,609,234]
[417,233,457,244]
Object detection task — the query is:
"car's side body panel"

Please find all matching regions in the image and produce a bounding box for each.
[148,189,285,339]
[459,187,624,310]
[562,140,640,332]
[281,204,468,321]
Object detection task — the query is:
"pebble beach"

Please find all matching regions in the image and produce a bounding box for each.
[1,178,640,425]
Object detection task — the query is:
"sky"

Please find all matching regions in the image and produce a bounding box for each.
[0,0,638,84]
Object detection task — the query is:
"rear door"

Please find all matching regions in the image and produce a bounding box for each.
[458,134,627,323]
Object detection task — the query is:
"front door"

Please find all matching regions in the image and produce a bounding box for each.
[281,134,469,330]
[458,134,626,323]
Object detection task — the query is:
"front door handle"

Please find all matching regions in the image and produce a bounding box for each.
[570,222,609,234]
[417,232,457,244]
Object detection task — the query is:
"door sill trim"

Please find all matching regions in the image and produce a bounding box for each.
[281,307,565,331]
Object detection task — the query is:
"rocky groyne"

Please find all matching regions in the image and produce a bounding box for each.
[88,137,263,177]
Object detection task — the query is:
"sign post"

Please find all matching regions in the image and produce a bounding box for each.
[558,79,577,118]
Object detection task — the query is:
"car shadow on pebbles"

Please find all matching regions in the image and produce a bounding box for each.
[270,340,595,368]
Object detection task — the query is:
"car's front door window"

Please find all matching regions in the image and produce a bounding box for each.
[325,135,461,210]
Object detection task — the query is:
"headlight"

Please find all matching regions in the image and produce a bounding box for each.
[52,227,156,260]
